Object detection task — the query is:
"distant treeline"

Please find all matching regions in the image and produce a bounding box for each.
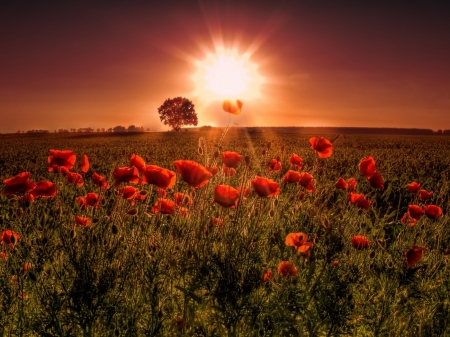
[217,127,450,135]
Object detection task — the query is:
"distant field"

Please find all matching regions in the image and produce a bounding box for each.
[1,131,450,336]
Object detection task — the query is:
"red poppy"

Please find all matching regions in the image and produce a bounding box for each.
[212,217,224,228]
[299,173,315,192]
[85,192,101,208]
[289,154,303,169]
[130,153,146,174]
[2,172,36,195]
[222,99,243,115]
[174,192,192,206]
[358,156,376,178]
[251,177,280,198]
[404,245,427,268]
[174,160,213,188]
[222,164,236,177]
[0,252,7,261]
[351,235,370,250]
[407,182,420,194]
[222,151,243,168]
[349,193,371,210]
[178,207,189,218]
[283,170,301,184]
[401,212,417,227]
[368,171,384,189]
[285,232,314,256]
[30,180,57,198]
[80,154,89,173]
[18,193,34,204]
[263,270,273,282]
[237,186,252,198]
[331,261,339,267]
[48,150,76,173]
[66,172,84,187]
[335,177,348,190]
[1,230,20,246]
[156,188,167,198]
[23,262,33,274]
[118,186,139,200]
[206,165,219,176]
[268,159,282,172]
[76,196,86,208]
[347,178,357,192]
[419,189,433,201]
[309,137,333,158]
[113,166,140,186]
[134,192,147,202]
[142,165,176,189]
[214,185,239,208]
[423,205,442,219]
[75,216,91,227]
[92,172,110,189]
[152,199,176,215]
[408,205,424,220]
[277,261,297,277]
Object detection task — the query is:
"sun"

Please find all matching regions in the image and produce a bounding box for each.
[192,48,263,101]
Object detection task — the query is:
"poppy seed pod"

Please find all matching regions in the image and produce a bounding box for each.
[111,224,119,234]
[214,150,220,158]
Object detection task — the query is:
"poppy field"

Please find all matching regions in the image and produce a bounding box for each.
[1,129,450,336]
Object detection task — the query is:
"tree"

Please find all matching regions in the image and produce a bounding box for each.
[157,97,198,131]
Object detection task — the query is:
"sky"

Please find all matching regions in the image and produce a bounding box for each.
[1,1,449,133]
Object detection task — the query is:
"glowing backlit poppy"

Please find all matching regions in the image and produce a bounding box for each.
[408,205,424,220]
[222,151,243,168]
[423,205,442,219]
[212,217,224,228]
[174,160,213,188]
[298,172,315,192]
[407,182,420,194]
[263,270,273,282]
[349,193,371,210]
[251,176,280,198]
[206,165,219,176]
[358,156,376,179]
[283,170,301,184]
[289,154,303,169]
[174,192,193,206]
[222,164,236,177]
[85,192,101,208]
[213,185,239,208]
[222,99,243,115]
[142,165,176,189]
[130,153,146,174]
[66,172,84,187]
[419,189,433,201]
[80,154,89,173]
[118,186,139,200]
[335,177,348,190]
[2,172,36,195]
[351,235,370,250]
[285,232,314,256]
[268,159,282,172]
[404,245,427,268]
[30,180,57,198]
[152,199,176,215]
[75,216,91,227]
[347,178,357,192]
[401,212,417,227]
[309,137,333,158]
[368,171,384,189]
[113,166,140,186]
[1,230,20,246]
[92,172,110,189]
[48,150,76,173]
[277,261,297,277]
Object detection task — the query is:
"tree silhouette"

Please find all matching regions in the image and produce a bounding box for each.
[157,97,198,131]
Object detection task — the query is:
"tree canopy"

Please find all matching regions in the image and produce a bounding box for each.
[157,97,198,131]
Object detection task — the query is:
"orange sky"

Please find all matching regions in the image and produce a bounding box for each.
[1,1,449,133]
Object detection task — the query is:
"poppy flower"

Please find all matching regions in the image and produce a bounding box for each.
[335,177,348,190]
[331,261,339,267]
[142,165,176,189]
[30,180,57,198]
[351,235,370,250]
[407,182,420,194]
[206,165,219,176]
[289,154,303,169]
[23,262,33,274]
[174,160,213,188]
[222,99,243,115]
[66,172,84,187]
[214,185,239,208]
[0,252,7,261]
[130,153,146,174]
[408,205,424,220]
[222,164,236,177]
[349,193,371,210]
[134,191,147,202]
[1,230,20,246]
[48,150,76,173]
[285,232,314,255]
[80,154,89,173]
[113,166,140,186]
[178,207,189,218]
[263,270,273,282]
[268,159,282,172]
[212,217,224,228]
[92,172,110,189]
[75,216,91,227]
[299,173,315,192]
[419,189,433,201]
[358,156,376,178]
[118,186,139,200]
[277,261,297,277]
[18,193,34,204]
[251,176,280,198]
[2,172,36,195]
[152,199,176,215]
[401,212,417,227]
[85,192,101,208]
[283,170,301,184]
[423,205,442,219]
[347,178,357,192]
[174,192,193,206]
[404,245,427,268]
[368,171,384,189]
[237,186,252,198]
[222,151,243,168]
[156,188,167,198]
[309,137,333,158]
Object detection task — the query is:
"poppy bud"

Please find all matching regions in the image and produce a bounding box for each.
[28,271,37,282]
[197,147,203,155]
[92,235,97,244]
[369,251,376,259]
[127,208,138,216]
[10,235,16,245]
[139,190,148,196]
[42,237,48,246]
[273,199,279,207]
[111,224,119,234]
[269,209,275,217]
[445,249,450,255]
[70,230,76,239]
[101,199,107,206]
[114,329,120,337]
[214,150,220,158]
[267,142,271,150]
[93,218,100,224]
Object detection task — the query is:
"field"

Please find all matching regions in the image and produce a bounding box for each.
[1,130,450,336]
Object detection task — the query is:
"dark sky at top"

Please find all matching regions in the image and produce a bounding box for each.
[1,1,449,132]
